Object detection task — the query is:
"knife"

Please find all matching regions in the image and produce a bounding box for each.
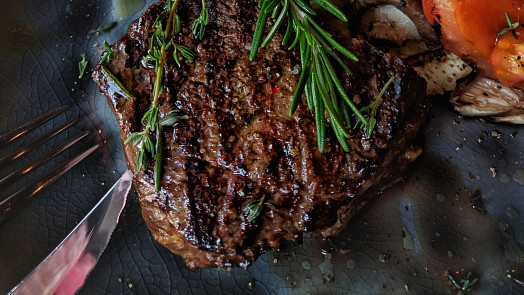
[8,170,133,295]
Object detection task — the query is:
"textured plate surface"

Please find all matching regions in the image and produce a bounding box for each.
[1,0,524,294]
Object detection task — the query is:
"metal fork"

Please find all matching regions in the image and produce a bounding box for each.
[0,106,100,224]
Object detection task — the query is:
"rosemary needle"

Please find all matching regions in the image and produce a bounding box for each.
[78,54,88,78]
[497,11,519,40]
[100,41,113,63]
[192,0,209,40]
[243,195,276,222]
[101,66,136,100]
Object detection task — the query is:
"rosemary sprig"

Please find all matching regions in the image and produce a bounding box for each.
[243,195,276,222]
[172,44,196,67]
[250,0,385,152]
[448,272,478,294]
[100,41,113,63]
[192,0,209,40]
[355,75,396,138]
[497,11,519,40]
[125,0,195,191]
[125,125,155,171]
[91,22,117,34]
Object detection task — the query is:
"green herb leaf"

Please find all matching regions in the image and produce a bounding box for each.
[141,107,160,132]
[155,126,164,191]
[294,0,316,16]
[249,1,271,61]
[143,135,155,155]
[179,45,196,62]
[100,41,113,63]
[101,66,136,100]
[250,0,375,151]
[91,22,117,34]
[261,0,289,48]
[173,44,196,67]
[125,131,153,171]
[448,271,478,293]
[497,11,520,40]
[192,0,209,40]
[78,53,88,78]
[243,195,275,222]
[355,75,397,138]
[174,13,182,34]
[310,0,347,21]
[124,132,142,145]
[136,147,146,170]
[160,109,189,126]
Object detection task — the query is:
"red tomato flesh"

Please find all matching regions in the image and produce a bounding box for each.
[423,0,524,87]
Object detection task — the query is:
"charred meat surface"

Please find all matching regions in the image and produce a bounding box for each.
[93,0,430,269]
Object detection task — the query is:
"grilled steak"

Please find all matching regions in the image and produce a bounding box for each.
[93,0,430,268]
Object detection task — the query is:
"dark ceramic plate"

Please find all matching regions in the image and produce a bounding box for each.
[1,0,524,294]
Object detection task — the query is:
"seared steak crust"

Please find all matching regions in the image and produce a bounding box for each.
[93,0,430,268]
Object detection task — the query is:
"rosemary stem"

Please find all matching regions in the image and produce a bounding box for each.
[149,0,178,191]
[152,58,164,107]
[258,194,266,206]
[155,125,164,191]
[152,0,178,108]
[165,0,178,37]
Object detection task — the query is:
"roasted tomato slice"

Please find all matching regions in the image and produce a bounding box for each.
[491,31,524,86]
[423,0,524,87]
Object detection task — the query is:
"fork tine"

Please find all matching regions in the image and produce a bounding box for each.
[0,118,80,167]
[0,105,68,147]
[0,143,100,225]
[0,130,90,189]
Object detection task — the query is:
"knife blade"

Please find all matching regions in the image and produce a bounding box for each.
[8,170,133,295]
